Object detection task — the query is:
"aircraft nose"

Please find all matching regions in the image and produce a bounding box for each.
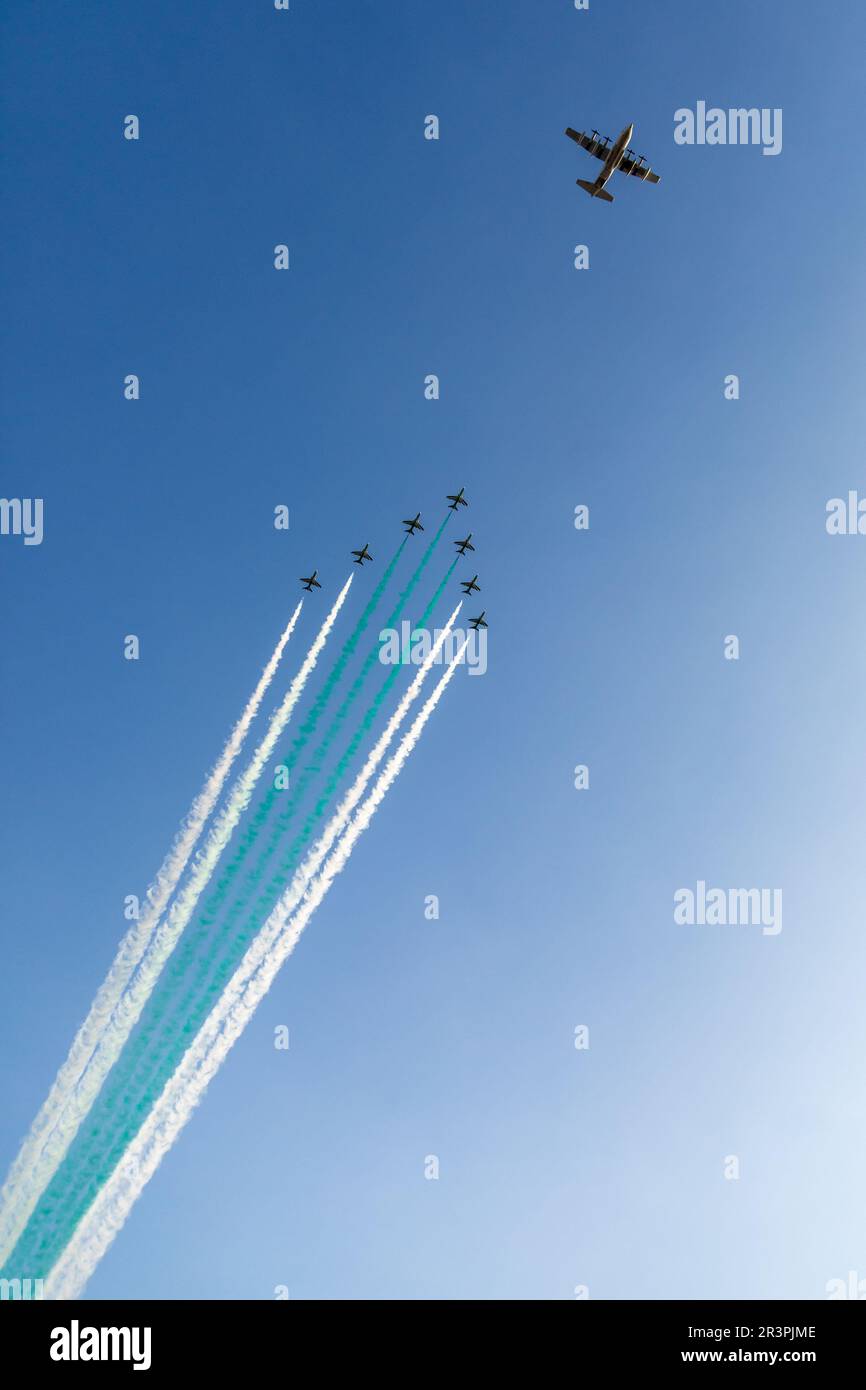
[626,123,634,139]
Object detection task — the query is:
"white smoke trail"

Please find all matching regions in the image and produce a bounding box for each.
[0,601,303,1268]
[3,580,352,1269]
[45,635,467,1300]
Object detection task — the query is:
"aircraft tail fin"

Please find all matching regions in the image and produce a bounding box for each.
[576,178,614,203]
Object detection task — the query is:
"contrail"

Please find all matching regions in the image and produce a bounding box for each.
[0,582,352,1277]
[0,600,303,1269]
[44,634,469,1299]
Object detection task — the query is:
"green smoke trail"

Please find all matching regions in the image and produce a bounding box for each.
[7,528,455,1278]
[1,548,404,1278]
[105,516,454,1106]
[205,553,461,989]
[195,554,459,1011]
[12,562,456,1281]
[183,537,408,938]
[124,539,407,1026]
[157,519,448,1034]
[111,516,452,1100]
[177,513,453,970]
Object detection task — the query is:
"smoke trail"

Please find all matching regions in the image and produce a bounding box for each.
[44,637,469,1299]
[161,592,463,1026]
[166,517,453,1009]
[43,542,411,1156]
[148,539,409,970]
[54,529,441,1173]
[9,537,444,1271]
[179,522,441,953]
[16,601,463,1279]
[188,558,461,1013]
[0,585,351,1275]
[291,521,453,785]
[285,558,458,864]
[0,601,303,1268]
[68,546,457,1180]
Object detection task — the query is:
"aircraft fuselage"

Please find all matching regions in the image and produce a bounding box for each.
[597,123,634,191]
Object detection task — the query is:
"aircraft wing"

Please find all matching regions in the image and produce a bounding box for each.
[617,152,661,183]
[564,128,609,161]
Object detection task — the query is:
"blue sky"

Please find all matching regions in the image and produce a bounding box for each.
[2,0,866,1298]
